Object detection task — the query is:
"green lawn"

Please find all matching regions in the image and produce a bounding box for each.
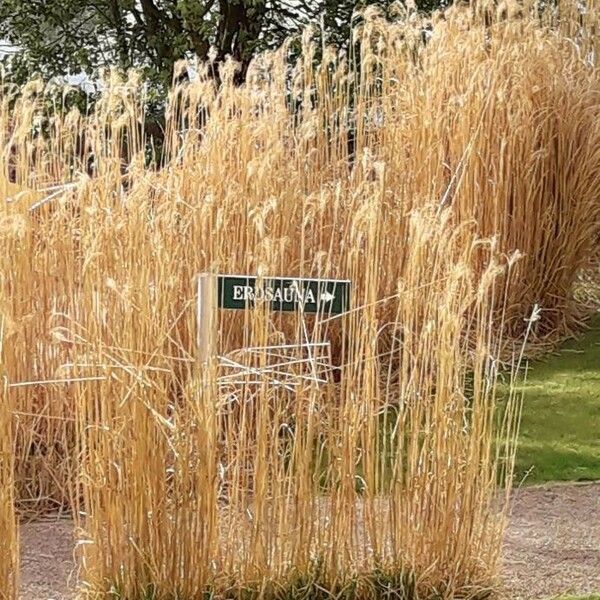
[555,596,600,600]
[511,315,600,484]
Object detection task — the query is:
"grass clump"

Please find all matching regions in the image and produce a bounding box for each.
[0,1,599,599]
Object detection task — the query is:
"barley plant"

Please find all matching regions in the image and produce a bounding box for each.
[0,0,598,598]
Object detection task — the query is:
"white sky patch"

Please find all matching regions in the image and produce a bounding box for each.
[0,39,18,59]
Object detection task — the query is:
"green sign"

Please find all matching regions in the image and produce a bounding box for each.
[217,275,350,315]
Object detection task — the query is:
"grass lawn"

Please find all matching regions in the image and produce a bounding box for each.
[555,596,600,600]
[510,315,600,484]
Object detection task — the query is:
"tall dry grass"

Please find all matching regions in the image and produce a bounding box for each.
[0,321,18,600]
[0,0,597,597]
[71,207,520,598]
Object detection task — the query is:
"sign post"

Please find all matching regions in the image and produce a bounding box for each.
[197,273,217,364]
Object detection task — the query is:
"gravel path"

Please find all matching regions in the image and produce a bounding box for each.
[19,483,600,599]
[20,519,76,600]
[502,482,600,599]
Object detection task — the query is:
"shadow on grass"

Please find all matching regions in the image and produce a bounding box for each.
[506,315,600,485]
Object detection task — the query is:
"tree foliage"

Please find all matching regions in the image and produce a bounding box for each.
[0,0,444,85]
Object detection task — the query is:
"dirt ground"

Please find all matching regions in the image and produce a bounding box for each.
[502,482,600,599]
[20,518,76,600]
[19,483,600,600]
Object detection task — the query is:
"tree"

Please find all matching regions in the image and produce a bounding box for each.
[0,0,444,86]
[0,1,302,86]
